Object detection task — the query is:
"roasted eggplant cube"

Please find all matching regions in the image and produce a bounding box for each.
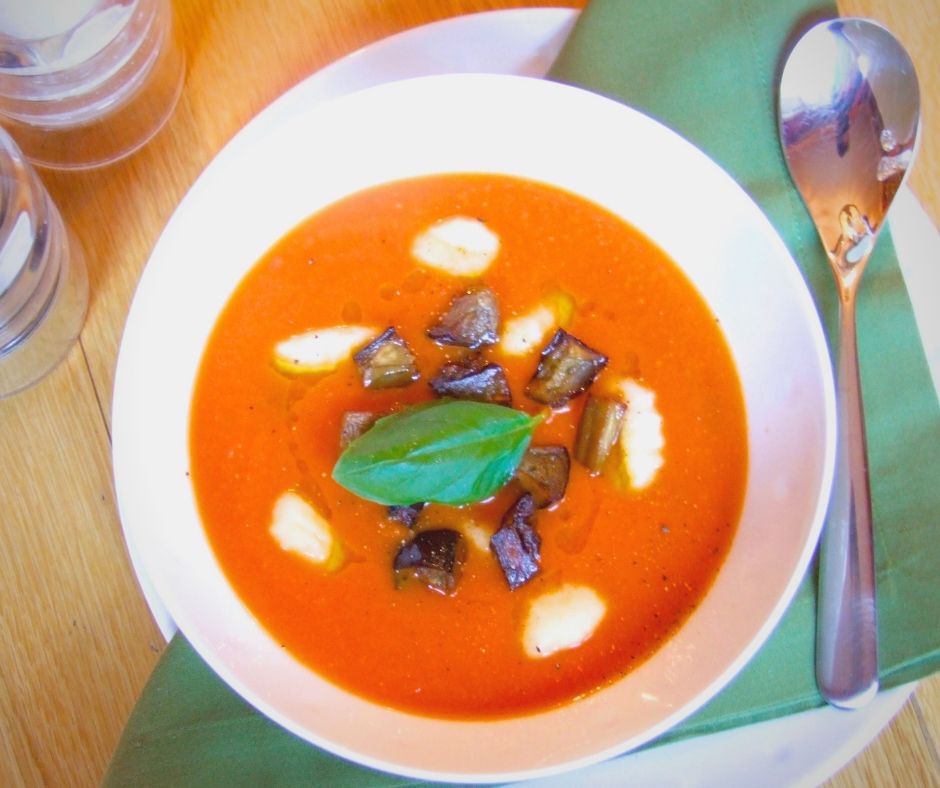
[490,493,540,589]
[427,286,500,349]
[387,502,425,529]
[339,411,377,448]
[574,396,626,474]
[354,328,419,389]
[394,529,466,594]
[515,445,570,507]
[525,329,608,407]
[429,354,511,406]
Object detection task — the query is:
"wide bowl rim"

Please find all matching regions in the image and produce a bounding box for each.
[112,73,836,783]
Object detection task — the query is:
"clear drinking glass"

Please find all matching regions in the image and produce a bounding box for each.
[0,0,184,170]
[0,127,88,397]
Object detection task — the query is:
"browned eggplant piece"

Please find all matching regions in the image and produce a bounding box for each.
[353,327,419,389]
[427,286,499,349]
[394,528,466,594]
[525,329,608,407]
[515,445,570,507]
[339,411,377,448]
[387,502,425,529]
[490,493,540,590]
[428,353,511,406]
[574,396,626,473]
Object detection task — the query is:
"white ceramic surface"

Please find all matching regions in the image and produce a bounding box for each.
[112,69,836,782]
[114,9,938,785]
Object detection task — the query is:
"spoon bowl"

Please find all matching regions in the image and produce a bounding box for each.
[779,18,920,708]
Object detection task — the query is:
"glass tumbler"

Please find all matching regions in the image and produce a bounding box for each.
[0,0,184,169]
[0,127,87,397]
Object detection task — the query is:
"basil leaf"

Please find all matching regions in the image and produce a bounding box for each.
[332,399,542,506]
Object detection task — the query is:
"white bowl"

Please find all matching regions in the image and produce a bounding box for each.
[112,74,835,783]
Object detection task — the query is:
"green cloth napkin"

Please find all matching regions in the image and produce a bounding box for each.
[106,1,940,784]
[547,0,940,735]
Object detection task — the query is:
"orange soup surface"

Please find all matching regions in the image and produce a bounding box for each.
[190,174,747,719]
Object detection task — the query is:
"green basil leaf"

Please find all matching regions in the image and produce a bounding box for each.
[332,399,542,506]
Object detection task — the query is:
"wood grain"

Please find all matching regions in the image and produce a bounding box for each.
[0,349,162,787]
[0,1,936,785]
[828,679,940,788]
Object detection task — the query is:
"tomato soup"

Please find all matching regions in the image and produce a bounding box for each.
[189,174,747,719]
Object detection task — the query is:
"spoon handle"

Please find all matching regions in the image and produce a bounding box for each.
[816,289,879,708]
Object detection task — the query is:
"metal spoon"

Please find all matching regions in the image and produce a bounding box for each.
[778,18,920,709]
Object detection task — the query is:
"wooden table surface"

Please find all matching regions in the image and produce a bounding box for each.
[1,1,937,785]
